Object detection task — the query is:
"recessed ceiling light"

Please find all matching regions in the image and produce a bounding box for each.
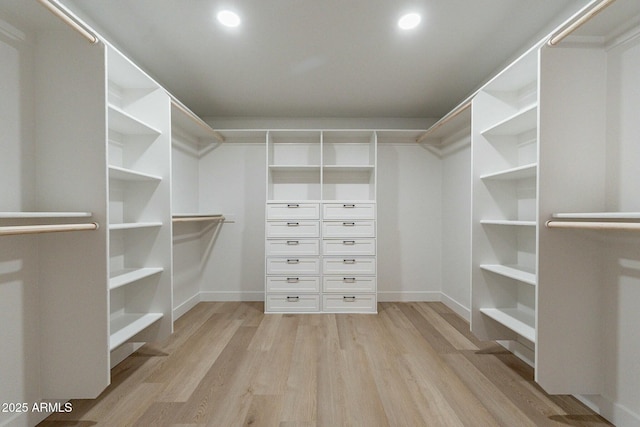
[217,10,241,27]
[398,13,421,30]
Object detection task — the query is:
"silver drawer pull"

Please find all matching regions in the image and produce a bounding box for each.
[286,296,300,302]
[343,240,356,245]
[343,222,355,226]
[343,277,356,283]
[286,240,300,245]
[287,259,300,264]
[343,204,356,208]
[287,204,300,208]
[287,222,299,226]
[287,277,300,283]
[343,259,356,264]
[343,296,356,302]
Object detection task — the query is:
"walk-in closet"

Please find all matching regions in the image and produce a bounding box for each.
[1,0,639,426]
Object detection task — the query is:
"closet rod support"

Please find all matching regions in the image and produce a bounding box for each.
[37,0,99,45]
[0,222,99,237]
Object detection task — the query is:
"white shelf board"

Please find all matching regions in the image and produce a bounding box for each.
[481,163,537,181]
[323,165,375,172]
[109,312,163,350]
[481,104,537,136]
[172,213,224,218]
[109,165,162,182]
[0,212,92,219]
[481,219,536,227]
[480,308,536,342]
[109,222,163,230]
[269,165,321,172]
[109,267,163,290]
[552,212,640,220]
[480,264,536,286]
[108,104,162,136]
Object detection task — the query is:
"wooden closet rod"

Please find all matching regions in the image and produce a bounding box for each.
[170,98,226,143]
[0,222,99,237]
[172,215,225,223]
[545,220,640,231]
[547,0,616,46]
[37,0,99,45]
[416,100,471,144]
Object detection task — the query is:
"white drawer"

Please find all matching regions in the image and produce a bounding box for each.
[266,239,320,256]
[266,276,320,293]
[322,220,375,238]
[322,294,377,313]
[322,239,375,256]
[267,203,319,220]
[323,257,376,275]
[323,276,376,293]
[323,203,375,220]
[267,257,320,275]
[266,294,320,312]
[266,221,320,238]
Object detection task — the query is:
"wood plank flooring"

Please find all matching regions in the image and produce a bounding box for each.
[40,302,611,426]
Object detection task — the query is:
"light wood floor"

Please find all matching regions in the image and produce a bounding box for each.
[41,302,611,426]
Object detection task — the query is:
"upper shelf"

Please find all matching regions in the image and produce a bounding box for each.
[0,212,93,219]
[552,212,640,219]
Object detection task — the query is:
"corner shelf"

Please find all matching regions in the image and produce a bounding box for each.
[109,312,163,350]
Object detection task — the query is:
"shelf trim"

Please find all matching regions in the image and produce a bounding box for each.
[480,308,536,342]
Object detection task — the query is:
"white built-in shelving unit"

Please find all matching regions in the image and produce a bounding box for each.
[265,130,377,313]
[106,45,173,353]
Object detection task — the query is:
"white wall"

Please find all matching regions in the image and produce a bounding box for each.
[377,143,442,301]
[440,140,472,319]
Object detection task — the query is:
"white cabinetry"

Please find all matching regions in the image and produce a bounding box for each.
[265,131,377,313]
[106,46,173,352]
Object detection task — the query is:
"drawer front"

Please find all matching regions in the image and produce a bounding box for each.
[267,276,320,293]
[267,203,319,220]
[322,220,375,238]
[266,294,320,312]
[323,257,376,275]
[322,239,375,256]
[323,276,376,293]
[322,294,377,313]
[267,257,320,275]
[266,221,320,238]
[323,203,375,220]
[266,239,320,256]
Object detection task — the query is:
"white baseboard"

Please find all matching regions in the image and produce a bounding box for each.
[199,291,263,301]
[439,293,470,321]
[377,291,441,302]
[576,394,640,427]
[173,293,201,320]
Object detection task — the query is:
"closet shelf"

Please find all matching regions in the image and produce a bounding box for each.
[108,104,162,136]
[480,308,536,342]
[0,211,93,218]
[269,165,321,172]
[480,163,537,181]
[481,104,537,136]
[480,264,536,285]
[481,219,536,227]
[109,312,163,350]
[323,165,375,172]
[109,267,163,290]
[109,165,162,182]
[109,222,162,230]
[552,212,640,219]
